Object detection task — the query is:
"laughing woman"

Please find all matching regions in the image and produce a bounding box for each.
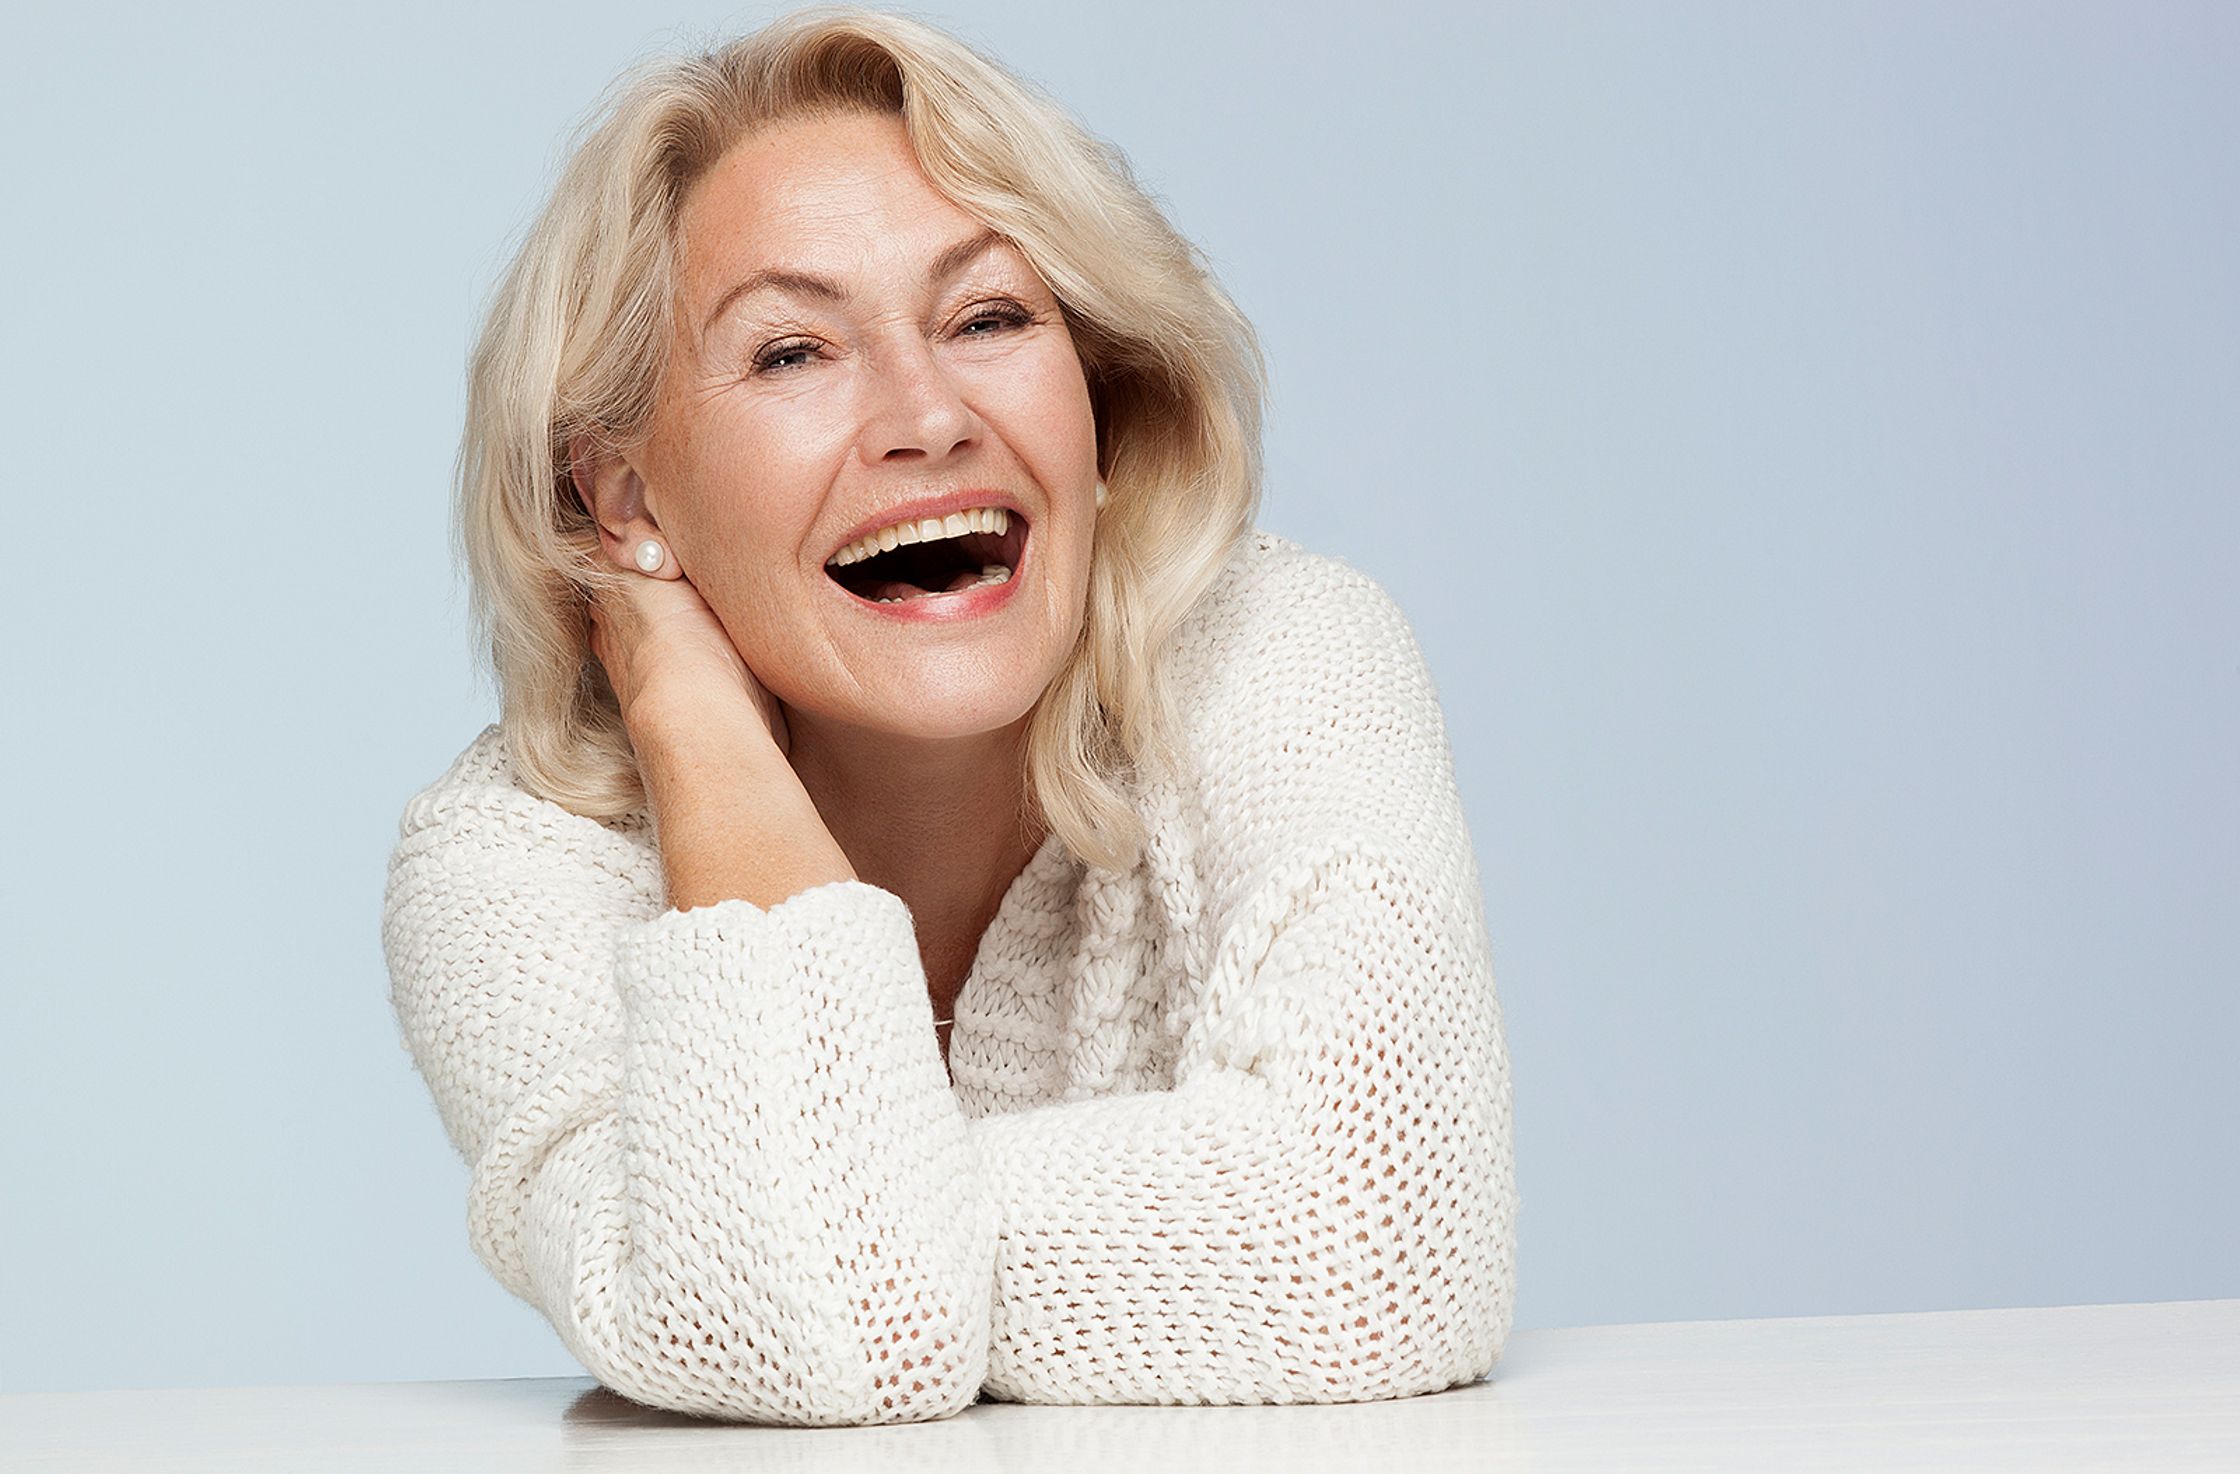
[380,5,1519,1426]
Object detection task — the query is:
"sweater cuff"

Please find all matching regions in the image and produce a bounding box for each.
[612,878,927,1028]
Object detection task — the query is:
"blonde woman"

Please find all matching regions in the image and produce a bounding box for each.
[382,4,1518,1426]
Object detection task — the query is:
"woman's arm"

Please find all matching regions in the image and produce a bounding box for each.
[386,801,1512,1417]
[962,552,1520,1403]
[383,547,1516,1418]
[628,698,856,911]
[382,780,990,1427]
[970,836,1515,1405]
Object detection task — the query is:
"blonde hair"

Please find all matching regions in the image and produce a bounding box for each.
[454,4,1265,873]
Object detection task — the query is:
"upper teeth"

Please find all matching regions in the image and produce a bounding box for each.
[827,507,1013,568]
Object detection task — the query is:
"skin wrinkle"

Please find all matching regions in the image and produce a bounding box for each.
[699,225,1011,347]
[580,107,1097,1001]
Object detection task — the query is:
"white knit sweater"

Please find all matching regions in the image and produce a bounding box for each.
[381,528,1518,1425]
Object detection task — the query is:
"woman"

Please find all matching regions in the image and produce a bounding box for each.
[382,5,1518,1426]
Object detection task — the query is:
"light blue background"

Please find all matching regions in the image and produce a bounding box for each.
[3,1,2232,1396]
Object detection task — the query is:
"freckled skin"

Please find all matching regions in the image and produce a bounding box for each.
[575,107,1098,1016]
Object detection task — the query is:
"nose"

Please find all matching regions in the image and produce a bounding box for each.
[856,329,978,467]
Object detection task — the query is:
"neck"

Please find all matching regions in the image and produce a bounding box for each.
[784,710,1047,961]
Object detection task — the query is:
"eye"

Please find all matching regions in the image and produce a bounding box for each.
[958,300,1035,337]
[747,301,1035,377]
[750,338,821,375]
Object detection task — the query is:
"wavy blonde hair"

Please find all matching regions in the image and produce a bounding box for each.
[454,5,1265,873]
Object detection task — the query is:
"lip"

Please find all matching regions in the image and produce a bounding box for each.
[826,489,1029,564]
[824,516,1031,624]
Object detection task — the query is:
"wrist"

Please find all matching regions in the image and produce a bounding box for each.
[644,742,858,911]
[626,689,783,767]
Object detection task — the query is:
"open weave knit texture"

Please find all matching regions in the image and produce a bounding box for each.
[381,528,1519,1425]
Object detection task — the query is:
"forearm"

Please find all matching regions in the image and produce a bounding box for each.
[602,706,989,1417]
[971,842,1516,1406]
[390,719,991,1423]
[629,702,856,912]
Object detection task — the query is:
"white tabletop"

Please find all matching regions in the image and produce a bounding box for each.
[5,1298,2233,1471]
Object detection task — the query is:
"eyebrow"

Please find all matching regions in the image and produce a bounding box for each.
[699,226,1013,339]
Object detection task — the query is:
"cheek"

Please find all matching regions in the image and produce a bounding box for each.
[672,408,842,564]
[736,399,853,470]
[986,341,1097,461]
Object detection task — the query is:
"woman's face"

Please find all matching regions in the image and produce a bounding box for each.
[619,107,1100,743]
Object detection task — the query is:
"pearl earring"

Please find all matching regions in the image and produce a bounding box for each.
[1094,479,1109,509]
[633,538,665,574]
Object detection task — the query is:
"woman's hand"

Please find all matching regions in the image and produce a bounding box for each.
[586,568,791,760]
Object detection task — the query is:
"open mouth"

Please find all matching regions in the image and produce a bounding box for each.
[824,514,1029,604]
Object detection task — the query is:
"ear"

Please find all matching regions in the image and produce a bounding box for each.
[566,434,664,571]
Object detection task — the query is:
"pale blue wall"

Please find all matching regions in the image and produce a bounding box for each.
[3,0,2231,1393]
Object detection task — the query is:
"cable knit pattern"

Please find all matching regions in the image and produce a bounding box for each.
[380,529,1519,1424]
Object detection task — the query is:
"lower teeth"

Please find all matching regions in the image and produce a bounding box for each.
[872,564,1013,604]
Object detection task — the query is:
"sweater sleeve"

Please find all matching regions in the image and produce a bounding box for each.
[381,547,1515,1419]
[971,834,1516,1405]
[384,798,1513,1419]
[381,783,992,1427]
[962,547,1518,1405]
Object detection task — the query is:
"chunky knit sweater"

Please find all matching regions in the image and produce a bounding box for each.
[381,528,1519,1425]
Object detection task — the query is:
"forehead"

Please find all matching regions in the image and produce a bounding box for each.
[677,110,995,294]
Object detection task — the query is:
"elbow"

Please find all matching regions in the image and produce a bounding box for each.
[568,1274,990,1427]
[1314,1161,1518,1399]
[489,1117,994,1425]
[568,1316,984,1427]
[1447,1229,1520,1385]
[833,1283,991,1425]
[1320,1238,1513,1401]
[1398,1157,1520,1391]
